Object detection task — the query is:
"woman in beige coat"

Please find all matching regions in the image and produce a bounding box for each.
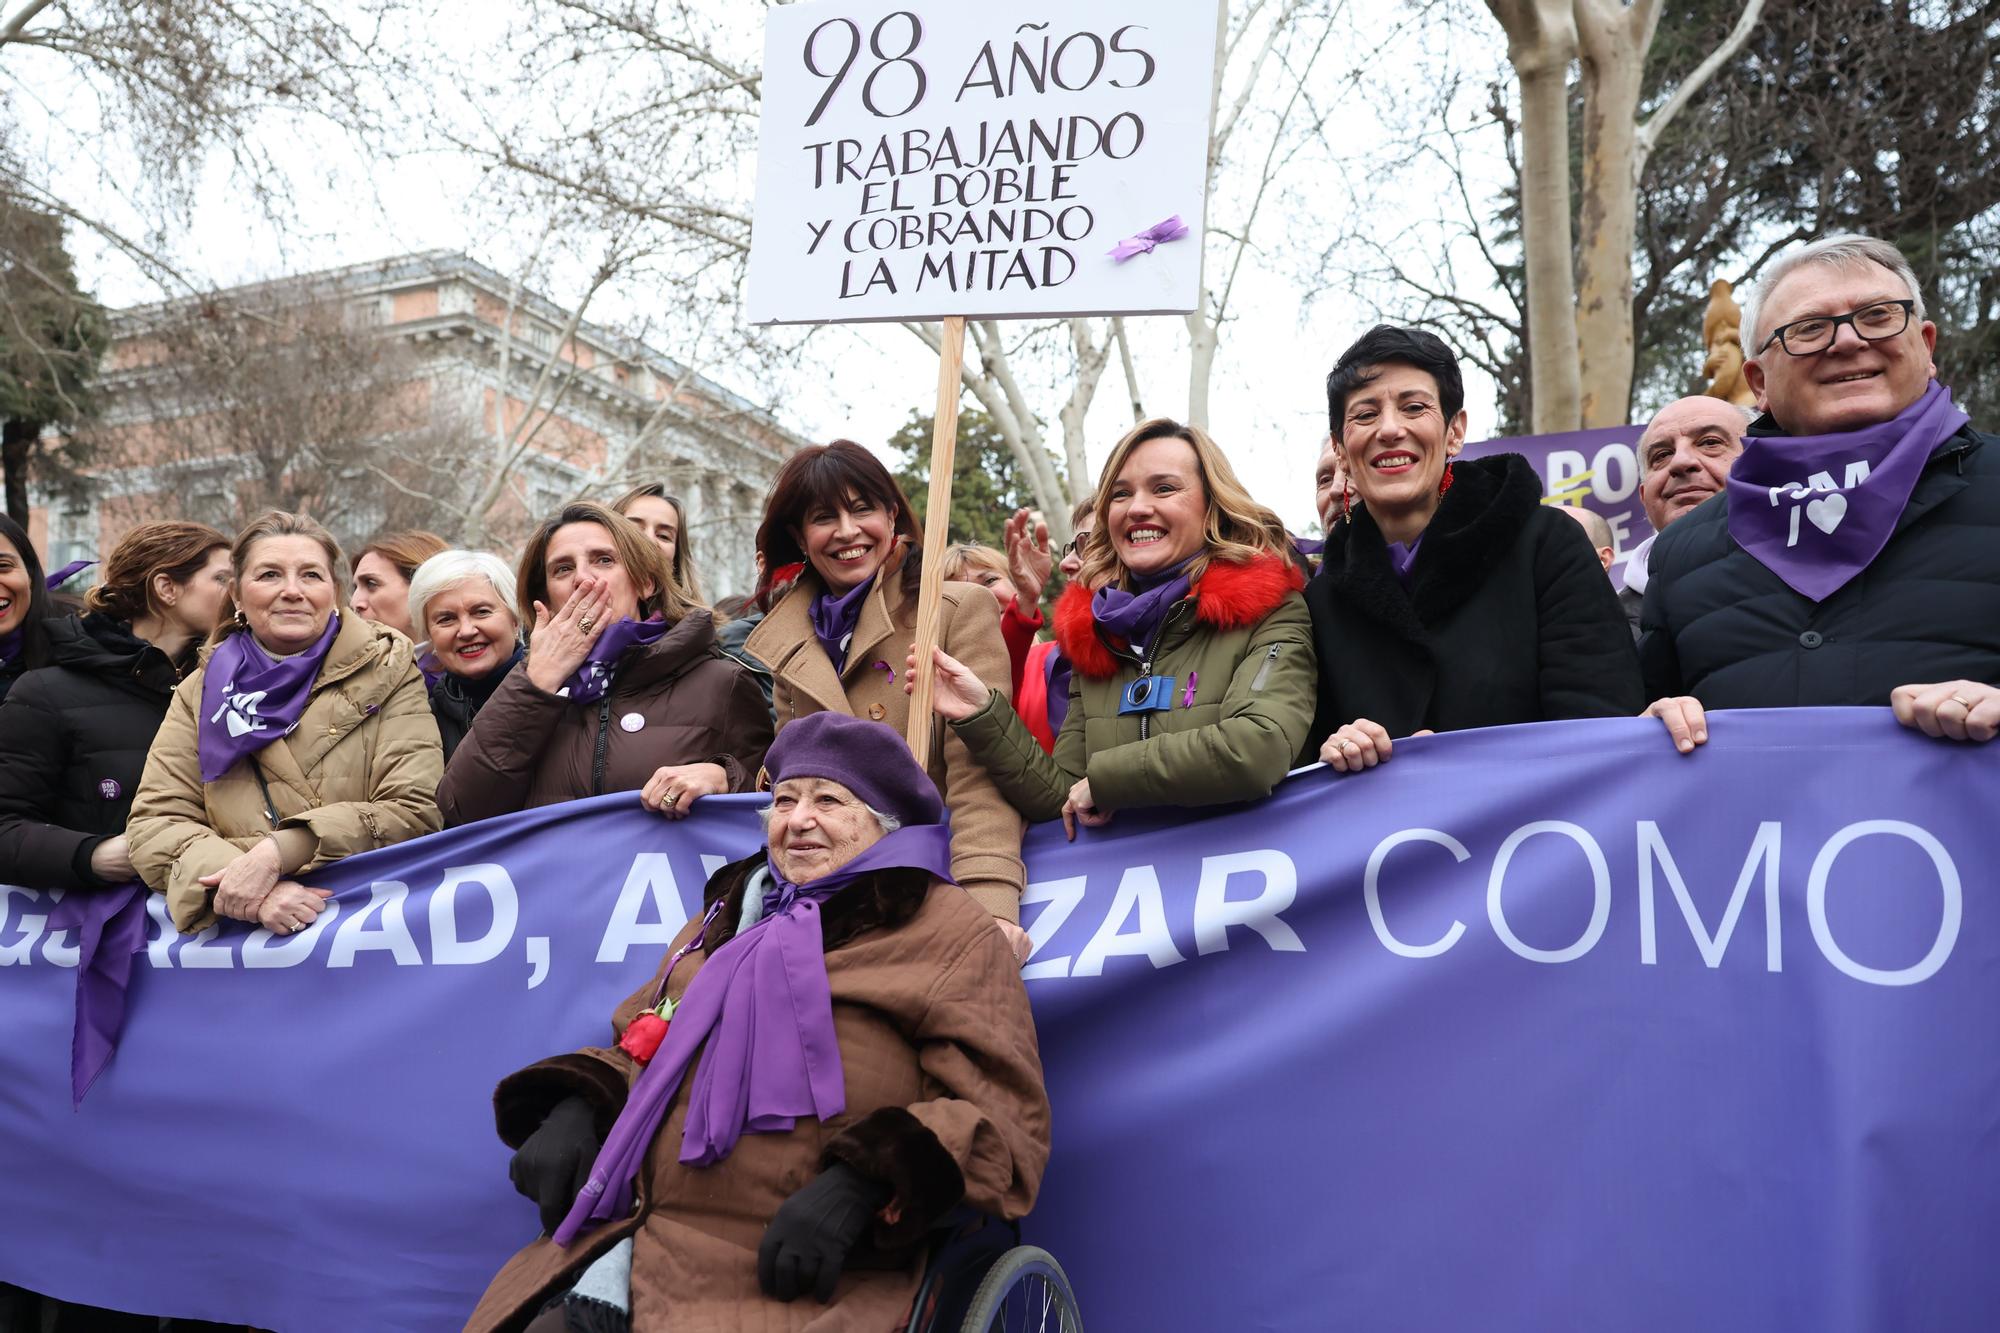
[128,511,443,934]
[742,442,1026,945]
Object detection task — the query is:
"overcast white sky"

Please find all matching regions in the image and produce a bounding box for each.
[31,1,1506,538]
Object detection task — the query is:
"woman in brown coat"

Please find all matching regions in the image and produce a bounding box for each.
[437,502,771,825]
[742,443,1026,941]
[127,512,443,935]
[465,712,1049,1333]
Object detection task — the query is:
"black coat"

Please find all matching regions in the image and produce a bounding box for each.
[1639,423,2000,707]
[431,649,523,762]
[1305,452,1644,748]
[0,613,187,890]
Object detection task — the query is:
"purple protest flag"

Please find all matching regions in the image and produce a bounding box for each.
[44,883,149,1105]
[197,613,341,781]
[45,559,95,590]
[1724,380,1967,601]
[1108,215,1189,262]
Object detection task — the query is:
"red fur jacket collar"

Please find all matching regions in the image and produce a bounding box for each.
[1052,553,1305,679]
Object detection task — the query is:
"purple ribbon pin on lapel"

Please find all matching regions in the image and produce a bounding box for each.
[1109,215,1189,263]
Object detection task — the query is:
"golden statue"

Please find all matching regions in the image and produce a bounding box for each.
[1702,278,1756,408]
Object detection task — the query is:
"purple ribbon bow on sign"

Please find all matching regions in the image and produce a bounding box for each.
[1109,216,1189,263]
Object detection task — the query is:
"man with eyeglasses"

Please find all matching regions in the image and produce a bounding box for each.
[1640,233,2000,751]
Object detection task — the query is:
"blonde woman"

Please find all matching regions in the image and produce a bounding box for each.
[915,418,1317,837]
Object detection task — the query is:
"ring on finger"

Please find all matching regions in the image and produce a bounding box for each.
[578,617,596,633]
[665,792,679,809]
[1950,694,1977,712]
[1340,739,1358,752]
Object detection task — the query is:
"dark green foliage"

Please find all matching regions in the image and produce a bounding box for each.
[888,405,1052,551]
[0,202,107,523]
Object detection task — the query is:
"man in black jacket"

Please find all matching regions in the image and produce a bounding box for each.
[1617,396,1750,635]
[1641,234,2000,751]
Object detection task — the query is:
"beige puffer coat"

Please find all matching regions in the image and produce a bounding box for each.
[128,614,444,932]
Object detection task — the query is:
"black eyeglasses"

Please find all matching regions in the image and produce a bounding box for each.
[1060,535,1087,558]
[1760,299,1915,356]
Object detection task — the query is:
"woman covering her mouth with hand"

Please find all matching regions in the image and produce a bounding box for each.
[1304,326,1642,774]
[913,417,1317,840]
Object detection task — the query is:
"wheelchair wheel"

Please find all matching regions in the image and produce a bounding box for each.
[958,1246,1082,1333]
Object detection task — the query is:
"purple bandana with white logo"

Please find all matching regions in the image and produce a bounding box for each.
[197,614,341,782]
[561,616,667,704]
[1725,381,1968,602]
[1091,558,1195,653]
[808,577,873,673]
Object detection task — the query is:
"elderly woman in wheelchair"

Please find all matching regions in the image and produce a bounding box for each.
[464,711,1052,1333]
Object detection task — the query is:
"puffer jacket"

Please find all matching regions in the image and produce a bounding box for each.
[1640,423,2000,706]
[437,610,771,826]
[0,613,186,890]
[744,550,1027,922]
[952,552,1316,822]
[128,614,444,932]
[430,648,523,763]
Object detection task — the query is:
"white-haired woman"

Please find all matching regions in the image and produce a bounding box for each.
[409,549,525,762]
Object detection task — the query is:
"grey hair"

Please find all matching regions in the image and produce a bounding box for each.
[758,796,902,835]
[1743,234,1927,353]
[406,550,521,637]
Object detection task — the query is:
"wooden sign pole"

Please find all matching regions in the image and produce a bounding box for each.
[905,315,967,770]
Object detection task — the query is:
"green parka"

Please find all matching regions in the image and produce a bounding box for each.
[953,553,1316,821]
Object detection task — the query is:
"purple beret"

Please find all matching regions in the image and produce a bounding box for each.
[765,711,945,828]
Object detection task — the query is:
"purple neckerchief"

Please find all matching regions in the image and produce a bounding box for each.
[1291,534,1325,557]
[46,559,95,589]
[561,616,668,704]
[48,882,150,1106]
[1091,558,1196,654]
[808,577,874,673]
[554,823,957,1245]
[197,614,341,782]
[1387,537,1423,588]
[1725,380,1968,602]
[1044,647,1073,737]
[414,645,446,693]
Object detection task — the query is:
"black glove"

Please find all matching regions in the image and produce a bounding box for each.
[508,1095,601,1235]
[757,1162,894,1304]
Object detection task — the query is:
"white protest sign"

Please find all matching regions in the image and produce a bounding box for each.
[747,1,1220,325]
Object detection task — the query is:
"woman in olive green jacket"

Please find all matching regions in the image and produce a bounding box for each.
[917,418,1316,835]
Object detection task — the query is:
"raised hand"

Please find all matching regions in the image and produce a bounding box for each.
[524,575,613,693]
[1003,508,1054,607]
[904,644,994,722]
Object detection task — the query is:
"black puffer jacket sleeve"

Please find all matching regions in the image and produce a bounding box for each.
[0,677,104,890]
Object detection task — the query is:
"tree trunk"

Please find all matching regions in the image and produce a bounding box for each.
[1489,0,1584,432]
[2,418,41,526]
[1574,1,1658,427]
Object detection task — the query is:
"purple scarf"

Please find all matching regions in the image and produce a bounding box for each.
[808,577,874,672]
[197,614,341,782]
[0,628,20,673]
[1386,537,1423,588]
[1726,381,1968,602]
[561,616,668,704]
[554,823,956,1245]
[1091,558,1195,654]
[1044,648,1073,737]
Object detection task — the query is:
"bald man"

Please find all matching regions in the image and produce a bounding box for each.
[1618,396,1751,633]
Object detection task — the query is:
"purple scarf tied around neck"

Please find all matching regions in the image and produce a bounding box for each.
[808,577,874,673]
[1386,537,1423,588]
[196,613,342,783]
[1091,558,1196,654]
[561,616,668,704]
[553,822,956,1245]
[1725,380,1968,602]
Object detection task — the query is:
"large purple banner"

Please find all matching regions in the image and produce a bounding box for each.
[1464,425,1649,583]
[1,709,1995,1331]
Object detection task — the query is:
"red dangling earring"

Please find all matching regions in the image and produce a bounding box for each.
[1438,462,1456,497]
[1341,483,1353,521]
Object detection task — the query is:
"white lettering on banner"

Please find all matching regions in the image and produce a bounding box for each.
[524,936,550,991]
[1638,822,1782,971]
[178,922,235,969]
[428,865,519,966]
[1365,829,1471,958]
[1020,876,1086,981]
[145,893,174,968]
[0,884,45,965]
[242,902,341,969]
[327,882,422,968]
[597,855,692,963]
[1488,822,1611,964]
[1808,820,1961,986]
[1193,850,1305,956]
[1072,865,1185,977]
